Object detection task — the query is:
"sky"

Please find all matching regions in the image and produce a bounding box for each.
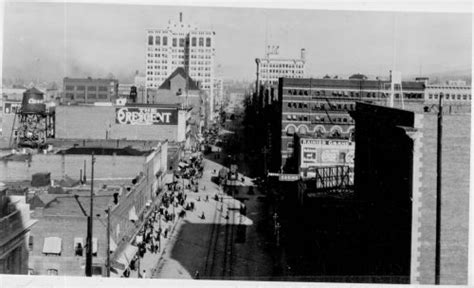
[2,1,472,83]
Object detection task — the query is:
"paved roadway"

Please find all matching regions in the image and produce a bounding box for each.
[152,157,275,281]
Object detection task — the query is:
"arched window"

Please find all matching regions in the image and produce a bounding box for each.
[330,126,343,138]
[155,36,160,45]
[286,126,296,135]
[298,125,308,134]
[148,36,153,45]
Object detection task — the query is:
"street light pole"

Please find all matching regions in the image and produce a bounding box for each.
[435,93,443,285]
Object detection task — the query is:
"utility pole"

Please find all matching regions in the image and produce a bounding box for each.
[85,153,96,277]
[106,206,111,277]
[435,93,443,285]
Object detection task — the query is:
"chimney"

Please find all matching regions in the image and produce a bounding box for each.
[180,12,183,23]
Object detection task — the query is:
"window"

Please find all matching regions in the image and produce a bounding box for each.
[172,38,177,47]
[47,269,58,276]
[98,94,108,99]
[65,85,74,90]
[87,93,97,99]
[148,36,153,45]
[76,86,85,91]
[287,103,291,108]
[155,36,160,45]
[458,94,461,100]
[206,37,211,47]
[192,37,196,46]
[463,94,467,100]
[65,93,74,99]
[179,38,184,47]
[98,86,108,92]
[162,36,168,46]
[286,126,295,135]
[87,86,97,91]
[199,37,204,47]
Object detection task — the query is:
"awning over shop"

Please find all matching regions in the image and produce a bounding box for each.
[110,243,138,275]
[43,237,62,255]
[128,206,138,221]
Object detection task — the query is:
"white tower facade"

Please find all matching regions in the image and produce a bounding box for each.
[145,13,216,119]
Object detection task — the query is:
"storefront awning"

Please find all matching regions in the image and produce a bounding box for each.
[128,206,138,222]
[110,243,138,275]
[43,237,62,255]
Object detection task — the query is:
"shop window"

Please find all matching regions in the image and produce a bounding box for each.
[148,36,153,45]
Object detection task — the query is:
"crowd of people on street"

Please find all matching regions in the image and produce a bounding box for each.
[120,152,206,279]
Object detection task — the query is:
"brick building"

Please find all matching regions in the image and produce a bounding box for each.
[351,102,469,284]
[55,103,191,143]
[27,141,168,276]
[275,76,425,172]
[0,185,37,275]
[62,78,119,104]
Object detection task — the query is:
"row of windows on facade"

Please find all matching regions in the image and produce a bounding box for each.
[261,63,304,69]
[148,35,212,47]
[285,114,354,124]
[65,86,110,92]
[261,71,304,78]
[147,47,213,54]
[285,125,353,137]
[65,93,109,100]
[286,101,356,111]
[428,93,471,101]
[428,86,471,90]
[260,68,304,73]
[285,89,424,99]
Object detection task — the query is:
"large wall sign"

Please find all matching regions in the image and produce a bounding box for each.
[116,107,178,125]
[299,138,355,168]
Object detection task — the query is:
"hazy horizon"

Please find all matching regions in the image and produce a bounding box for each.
[2,2,472,84]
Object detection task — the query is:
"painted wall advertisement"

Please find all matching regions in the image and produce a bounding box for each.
[300,138,354,168]
[116,107,178,125]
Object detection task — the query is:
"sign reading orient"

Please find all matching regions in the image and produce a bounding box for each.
[115,107,178,125]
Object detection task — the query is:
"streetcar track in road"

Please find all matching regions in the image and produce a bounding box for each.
[203,199,223,278]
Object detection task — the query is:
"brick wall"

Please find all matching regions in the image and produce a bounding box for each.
[55,105,178,141]
[413,114,470,284]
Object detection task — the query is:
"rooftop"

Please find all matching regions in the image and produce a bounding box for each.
[158,67,200,91]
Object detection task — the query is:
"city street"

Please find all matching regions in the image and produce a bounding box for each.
[152,156,275,280]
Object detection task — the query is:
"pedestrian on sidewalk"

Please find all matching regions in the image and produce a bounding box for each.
[142,270,147,279]
[194,270,200,279]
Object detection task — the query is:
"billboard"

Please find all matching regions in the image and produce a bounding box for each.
[116,107,178,125]
[299,138,354,168]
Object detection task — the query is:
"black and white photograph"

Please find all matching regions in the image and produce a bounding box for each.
[0,1,471,287]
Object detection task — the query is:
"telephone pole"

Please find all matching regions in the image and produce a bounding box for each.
[85,153,96,277]
[435,93,443,284]
[106,206,111,277]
